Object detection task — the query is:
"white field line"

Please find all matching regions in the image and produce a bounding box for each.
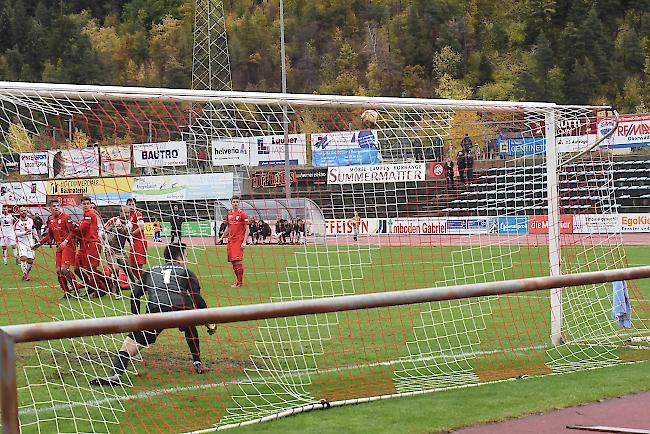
[19,343,548,417]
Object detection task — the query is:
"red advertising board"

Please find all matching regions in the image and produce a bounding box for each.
[429,162,446,178]
[528,215,573,234]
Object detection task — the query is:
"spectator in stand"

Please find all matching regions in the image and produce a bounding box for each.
[457,150,466,183]
[466,150,474,183]
[461,133,473,152]
[445,158,454,185]
[170,204,183,244]
[196,146,208,173]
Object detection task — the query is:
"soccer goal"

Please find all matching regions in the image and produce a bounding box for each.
[0,81,647,433]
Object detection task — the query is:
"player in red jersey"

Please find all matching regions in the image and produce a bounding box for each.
[75,196,108,297]
[125,198,147,281]
[217,196,249,288]
[34,198,80,298]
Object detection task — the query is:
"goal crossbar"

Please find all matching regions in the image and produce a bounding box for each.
[2,265,650,433]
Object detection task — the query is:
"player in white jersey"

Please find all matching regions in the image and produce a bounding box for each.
[0,207,19,265]
[14,207,35,281]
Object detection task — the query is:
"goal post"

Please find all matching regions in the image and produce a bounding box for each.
[0,81,648,433]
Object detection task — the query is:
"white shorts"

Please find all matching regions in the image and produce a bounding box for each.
[17,242,34,259]
[0,233,16,247]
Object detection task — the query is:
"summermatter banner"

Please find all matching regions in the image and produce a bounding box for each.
[327,163,426,185]
[132,173,234,201]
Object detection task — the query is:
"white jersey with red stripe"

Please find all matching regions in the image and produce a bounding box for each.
[0,214,16,236]
[14,217,34,246]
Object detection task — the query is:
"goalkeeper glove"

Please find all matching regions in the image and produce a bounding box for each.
[206,324,217,335]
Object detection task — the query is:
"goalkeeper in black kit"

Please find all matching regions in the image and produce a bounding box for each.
[91,243,217,386]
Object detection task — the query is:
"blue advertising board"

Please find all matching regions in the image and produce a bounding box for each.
[497,216,529,234]
[498,138,546,156]
[311,130,382,167]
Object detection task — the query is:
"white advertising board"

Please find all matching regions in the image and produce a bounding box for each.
[132,141,188,168]
[327,163,426,185]
[211,138,250,166]
[19,152,48,175]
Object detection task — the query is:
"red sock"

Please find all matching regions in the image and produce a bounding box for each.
[57,273,70,293]
[234,264,244,284]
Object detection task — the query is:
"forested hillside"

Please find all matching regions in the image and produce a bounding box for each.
[1,0,649,110]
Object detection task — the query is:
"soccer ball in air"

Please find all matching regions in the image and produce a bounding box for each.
[361,109,379,127]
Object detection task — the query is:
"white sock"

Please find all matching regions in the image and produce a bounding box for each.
[12,247,17,258]
[3,250,6,262]
[26,263,32,273]
[20,261,26,275]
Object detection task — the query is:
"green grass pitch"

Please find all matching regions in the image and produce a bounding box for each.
[1,243,648,433]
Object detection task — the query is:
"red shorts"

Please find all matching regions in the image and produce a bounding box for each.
[55,245,76,268]
[227,240,244,262]
[77,241,101,269]
[129,239,148,265]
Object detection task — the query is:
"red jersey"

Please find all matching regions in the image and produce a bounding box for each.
[129,211,145,242]
[226,210,249,242]
[78,209,99,242]
[41,212,75,246]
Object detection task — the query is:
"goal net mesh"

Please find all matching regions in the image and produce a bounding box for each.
[0,83,647,433]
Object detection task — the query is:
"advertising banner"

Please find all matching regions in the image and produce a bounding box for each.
[132,141,188,168]
[598,114,650,148]
[296,168,328,184]
[182,221,214,237]
[132,173,234,202]
[100,145,131,176]
[251,170,297,189]
[497,216,529,234]
[324,218,386,236]
[620,214,650,232]
[0,181,47,205]
[1,153,20,175]
[48,148,100,179]
[47,177,133,205]
[19,152,48,175]
[385,218,448,235]
[327,163,426,185]
[556,134,598,153]
[144,222,171,237]
[249,134,307,166]
[446,217,495,234]
[529,215,573,234]
[498,138,546,156]
[211,138,250,166]
[311,130,382,167]
[429,162,446,178]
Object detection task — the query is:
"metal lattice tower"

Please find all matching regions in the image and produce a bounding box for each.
[192,0,232,91]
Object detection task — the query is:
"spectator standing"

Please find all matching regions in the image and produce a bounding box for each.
[466,151,474,183]
[152,219,161,242]
[445,159,454,184]
[196,146,208,173]
[461,133,473,152]
[457,151,466,183]
[217,218,227,245]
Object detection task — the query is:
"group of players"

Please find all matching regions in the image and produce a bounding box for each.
[0,196,149,298]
